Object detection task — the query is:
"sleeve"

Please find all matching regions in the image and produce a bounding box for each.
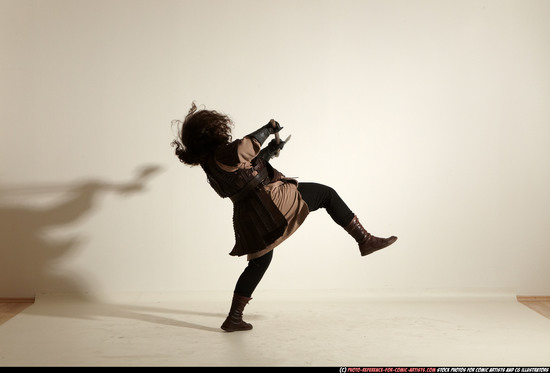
[215,137,261,172]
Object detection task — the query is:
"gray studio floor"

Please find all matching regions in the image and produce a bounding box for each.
[1,289,549,367]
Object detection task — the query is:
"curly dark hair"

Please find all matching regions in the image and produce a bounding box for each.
[171,102,234,166]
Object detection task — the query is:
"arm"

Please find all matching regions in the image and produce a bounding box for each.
[216,119,284,171]
[248,119,286,161]
[257,138,287,161]
[246,119,283,146]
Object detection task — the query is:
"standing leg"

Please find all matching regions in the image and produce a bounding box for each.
[221,250,273,332]
[297,182,397,256]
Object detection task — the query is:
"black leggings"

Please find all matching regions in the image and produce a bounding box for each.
[234,182,355,297]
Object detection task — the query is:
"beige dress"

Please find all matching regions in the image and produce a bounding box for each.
[216,137,309,260]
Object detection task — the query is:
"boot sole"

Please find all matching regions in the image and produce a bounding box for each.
[221,325,253,332]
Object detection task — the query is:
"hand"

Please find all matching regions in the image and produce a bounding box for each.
[257,138,286,160]
[267,138,285,151]
[267,119,283,134]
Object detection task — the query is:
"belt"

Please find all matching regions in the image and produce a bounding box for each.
[229,167,269,203]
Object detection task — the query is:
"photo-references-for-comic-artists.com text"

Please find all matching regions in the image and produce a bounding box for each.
[339,368,549,373]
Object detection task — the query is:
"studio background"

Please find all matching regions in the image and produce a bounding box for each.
[1,0,549,298]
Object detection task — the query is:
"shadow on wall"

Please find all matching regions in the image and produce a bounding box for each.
[0,165,230,332]
[0,165,163,299]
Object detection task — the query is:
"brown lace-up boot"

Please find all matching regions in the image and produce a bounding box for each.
[344,215,397,256]
[221,293,253,332]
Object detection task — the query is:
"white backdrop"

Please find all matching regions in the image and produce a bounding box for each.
[1,0,549,298]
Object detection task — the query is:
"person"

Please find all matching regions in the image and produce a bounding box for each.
[171,103,397,332]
